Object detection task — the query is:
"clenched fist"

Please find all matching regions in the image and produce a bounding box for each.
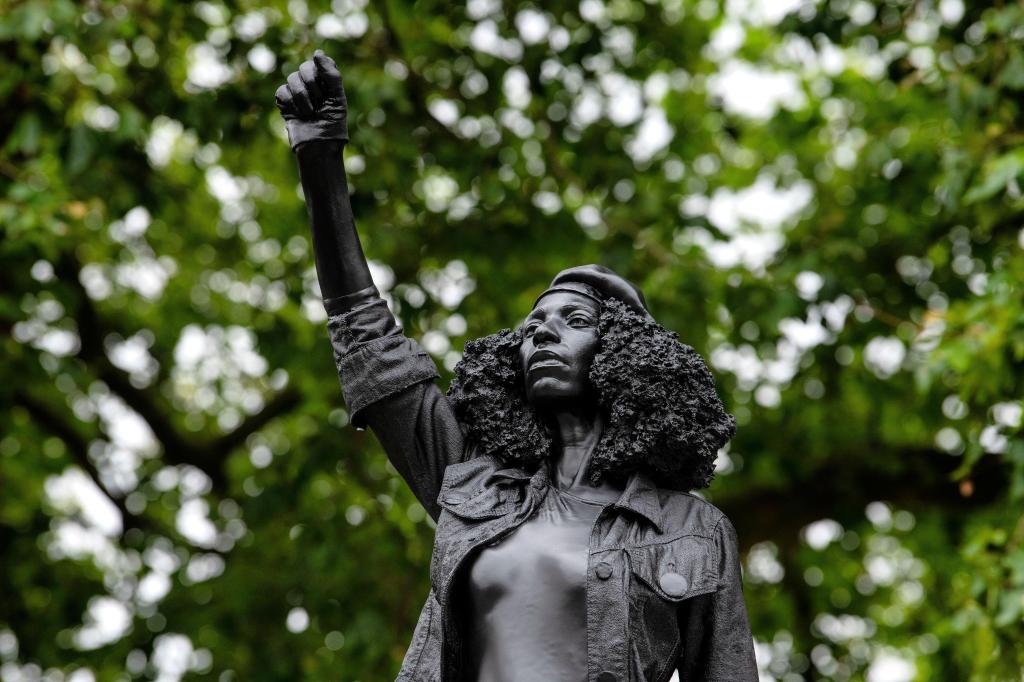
[275,50,349,152]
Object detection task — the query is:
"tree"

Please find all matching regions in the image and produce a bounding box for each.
[1,0,1022,679]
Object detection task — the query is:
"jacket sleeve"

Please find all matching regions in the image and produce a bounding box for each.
[325,285,465,520]
[676,514,759,681]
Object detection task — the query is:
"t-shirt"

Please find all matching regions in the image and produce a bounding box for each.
[467,484,612,681]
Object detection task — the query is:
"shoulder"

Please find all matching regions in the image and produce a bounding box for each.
[654,488,731,539]
[434,454,535,522]
[438,454,500,495]
[437,452,534,500]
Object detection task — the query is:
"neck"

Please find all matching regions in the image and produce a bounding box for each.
[548,405,604,489]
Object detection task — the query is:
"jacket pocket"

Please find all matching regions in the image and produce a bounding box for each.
[436,486,514,520]
[626,535,718,602]
[624,536,717,681]
[435,458,521,521]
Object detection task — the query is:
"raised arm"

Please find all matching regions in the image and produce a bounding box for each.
[275,52,466,519]
[275,51,371,306]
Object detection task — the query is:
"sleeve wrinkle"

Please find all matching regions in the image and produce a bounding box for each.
[324,287,462,520]
[326,289,440,427]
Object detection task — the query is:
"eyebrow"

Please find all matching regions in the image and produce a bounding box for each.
[524,303,598,321]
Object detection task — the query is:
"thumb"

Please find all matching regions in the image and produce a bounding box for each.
[313,50,345,99]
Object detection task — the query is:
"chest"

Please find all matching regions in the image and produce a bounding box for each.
[468,490,600,598]
[425,471,726,682]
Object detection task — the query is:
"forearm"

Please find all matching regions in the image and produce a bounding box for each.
[295,139,373,313]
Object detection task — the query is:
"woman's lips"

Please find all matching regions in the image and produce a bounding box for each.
[527,348,568,373]
[528,358,566,372]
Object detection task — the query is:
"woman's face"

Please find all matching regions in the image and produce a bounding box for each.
[519,291,601,407]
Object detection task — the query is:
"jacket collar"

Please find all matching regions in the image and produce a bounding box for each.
[489,460,665,533]
[488,463,538,484]
[611,469,664,533]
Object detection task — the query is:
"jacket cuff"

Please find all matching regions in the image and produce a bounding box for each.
[326,292,440,427]
[325,287,398,353]
[323,284,381,318]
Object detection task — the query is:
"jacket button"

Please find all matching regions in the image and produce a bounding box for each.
[597,672,617,682]
[659,571,689,597]
[595,562,613,580]
[443,491,467,505]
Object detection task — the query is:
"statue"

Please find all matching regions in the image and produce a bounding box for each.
[276,51,758,682]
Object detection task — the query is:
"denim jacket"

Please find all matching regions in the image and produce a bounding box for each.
[325,286,758,682]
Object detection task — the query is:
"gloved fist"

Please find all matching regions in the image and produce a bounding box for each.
[275,50,349,152]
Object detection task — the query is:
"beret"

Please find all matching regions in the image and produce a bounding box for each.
[534,264,651,319]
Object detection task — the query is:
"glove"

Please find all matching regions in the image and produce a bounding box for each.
[274,50,349,152]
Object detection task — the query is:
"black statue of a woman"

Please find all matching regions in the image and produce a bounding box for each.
[275,51,758,682]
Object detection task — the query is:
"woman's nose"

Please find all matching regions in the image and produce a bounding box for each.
[532,321,558,344]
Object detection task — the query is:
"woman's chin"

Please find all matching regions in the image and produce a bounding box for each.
[526,379,588,408]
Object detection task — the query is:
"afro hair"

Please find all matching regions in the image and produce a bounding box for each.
[446,298,735,491]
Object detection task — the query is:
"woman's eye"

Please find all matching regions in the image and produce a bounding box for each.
[568,317,591,328]
[523,325,538,337]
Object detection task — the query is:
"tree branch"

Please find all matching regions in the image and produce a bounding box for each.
[14,388,152,536]
[54,251,199,455]
[51,249,306,491]
[716,444,1008,551]
[376,0,470,148]
[198,385,303,458]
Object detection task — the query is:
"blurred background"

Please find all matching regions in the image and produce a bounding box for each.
[2,0,1023,679]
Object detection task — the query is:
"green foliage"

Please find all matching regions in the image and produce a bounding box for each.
[2,0,1023,679]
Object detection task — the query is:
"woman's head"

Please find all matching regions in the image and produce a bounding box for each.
[519,289,601,408]
[518,266,650,408]
[447,268,736,491]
